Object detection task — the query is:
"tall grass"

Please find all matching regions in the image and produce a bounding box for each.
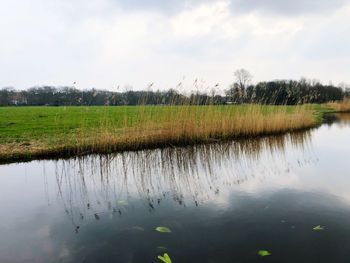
[0,100,318,163]
[73,104,316,155]
[327,99,350,112]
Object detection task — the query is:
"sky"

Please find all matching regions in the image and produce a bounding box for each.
[1,0,350,92]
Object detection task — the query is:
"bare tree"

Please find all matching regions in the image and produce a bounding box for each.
[228,69,253,103]
[234,69,253,90]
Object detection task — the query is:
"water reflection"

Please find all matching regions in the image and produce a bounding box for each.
[333,113,350,127]
[46,190,350,263]
[1,113,350,263]
[54,130,315,227]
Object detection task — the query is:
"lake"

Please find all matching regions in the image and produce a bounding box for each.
[0,113,349,263]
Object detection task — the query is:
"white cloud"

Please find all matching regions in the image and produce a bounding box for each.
[0,0,350,90]
[171,1,231,37]
[231,0,347,16]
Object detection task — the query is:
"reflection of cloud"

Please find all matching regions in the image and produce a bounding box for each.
[3,117,350,262]
[15,188,350,262]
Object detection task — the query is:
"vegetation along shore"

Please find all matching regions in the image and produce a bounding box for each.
[0,101,349,164]
[1,70,350,163]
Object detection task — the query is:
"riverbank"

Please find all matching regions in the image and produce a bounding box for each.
[0,103,346,164]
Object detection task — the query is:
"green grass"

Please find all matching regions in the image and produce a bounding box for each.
[0,105,308,143]
[0,104,324,163]
[1,106,137,143]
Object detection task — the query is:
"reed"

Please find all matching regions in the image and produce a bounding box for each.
[326,99,350,112]
[0,103,318,163]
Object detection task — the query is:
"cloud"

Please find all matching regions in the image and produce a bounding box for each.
[115,0,182,13]
[170,1,231,37]
[230,0,348,16]
[114,0,348,16]
[294,5,350,60]
[0,0,350,90]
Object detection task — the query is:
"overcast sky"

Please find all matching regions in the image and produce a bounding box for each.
[1,0,350,91]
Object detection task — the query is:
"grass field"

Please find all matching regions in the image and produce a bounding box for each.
[0,104,336,163]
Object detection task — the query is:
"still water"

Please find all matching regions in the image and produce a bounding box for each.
[0,114,349,263]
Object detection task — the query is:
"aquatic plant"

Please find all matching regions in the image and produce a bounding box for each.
[258,250,271,257]
[158,253,172,263]
[313,225,325,231]
[155,227,172,233]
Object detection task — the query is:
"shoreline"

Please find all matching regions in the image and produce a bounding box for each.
[0,105,347,165]
[0,125,317,165]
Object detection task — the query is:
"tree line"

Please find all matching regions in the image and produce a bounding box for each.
[1,71,349,106]
[226,69,349,105]
[0,86,222,106]
[227,79,348,105]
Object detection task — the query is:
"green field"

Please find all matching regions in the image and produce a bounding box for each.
[1,106,144,143]
[0,105,326,163]
[0,105,311,143]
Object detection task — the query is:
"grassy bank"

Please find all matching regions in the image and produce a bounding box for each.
[0,104,337,163]
[326,99,350,113]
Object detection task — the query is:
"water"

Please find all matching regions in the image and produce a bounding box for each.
[0,114,349,263]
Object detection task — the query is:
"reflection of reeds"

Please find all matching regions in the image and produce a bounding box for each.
[53,130,314,222]
[329,113,350,128]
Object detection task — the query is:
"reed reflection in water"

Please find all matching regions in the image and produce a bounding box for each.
[3,115,350,263]
[53,130,315,225]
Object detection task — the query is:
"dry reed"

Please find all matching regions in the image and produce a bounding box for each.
[326,100,350,112]
[74,104,316,154]
[0,104,318,163]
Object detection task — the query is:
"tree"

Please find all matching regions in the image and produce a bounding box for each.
[234,69,253,91]
[0,87,14,105]
[226,69,253,103]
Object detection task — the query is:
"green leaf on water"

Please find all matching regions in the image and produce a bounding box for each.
[258,250,271,257]
[155,226,172,233]
[158,253,172,263]
[313,225,325,231]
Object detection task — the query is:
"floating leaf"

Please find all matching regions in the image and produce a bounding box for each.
[155,227,172,233]
[313,225,325,231]
[258,250,271,257]
[158,253,172,263]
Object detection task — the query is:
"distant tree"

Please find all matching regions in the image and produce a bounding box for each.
[0,87,15,105]
[339,83,350,99]
[226,69,253,103]
[345,88,350,98]
[234,69,253,91]
[0,76,347,106]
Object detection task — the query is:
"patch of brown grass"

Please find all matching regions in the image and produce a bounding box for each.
[326,100,350,112]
